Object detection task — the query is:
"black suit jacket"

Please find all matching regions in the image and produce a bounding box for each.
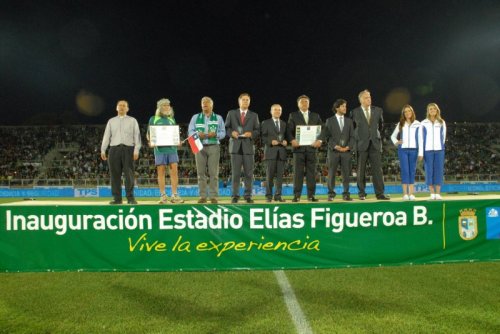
[287,110,323,153]
[350,106,384,151]
[320,114,354,151]
[261,118,287,161]
[225,109,260,154]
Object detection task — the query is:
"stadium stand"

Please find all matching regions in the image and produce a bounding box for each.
[1,123,498,187]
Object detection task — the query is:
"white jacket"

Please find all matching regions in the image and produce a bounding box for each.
[390,121,421,149]
[418,119,446,156]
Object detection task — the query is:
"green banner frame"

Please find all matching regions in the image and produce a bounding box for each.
[1,200,499,272]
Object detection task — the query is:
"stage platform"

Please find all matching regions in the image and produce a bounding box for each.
[2,193,499,206]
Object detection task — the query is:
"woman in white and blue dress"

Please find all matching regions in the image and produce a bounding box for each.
[418,103,446,200]
[391,105,420,200]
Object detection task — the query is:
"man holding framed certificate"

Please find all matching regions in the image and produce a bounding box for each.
[147,98,184,204]
[287,95,323,202]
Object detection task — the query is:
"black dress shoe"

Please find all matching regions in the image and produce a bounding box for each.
[266,198,272,203]
[359,195,366,200]
[376,194,390,200]
[308,196,319,202]
[275,197,286,202]
[245,198,254,204]
[109,200,122,205]
[327,195,336,201]
[127,199,138,204]
[343,195,353,201]
[231,197,239,204]
[292,196,300,203]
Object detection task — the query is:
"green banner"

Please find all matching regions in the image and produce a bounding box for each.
[1,200,499,272]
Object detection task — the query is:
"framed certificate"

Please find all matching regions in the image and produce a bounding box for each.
[296,125,321,146]
[149,125,180,146]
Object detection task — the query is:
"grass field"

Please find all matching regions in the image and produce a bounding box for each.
[0,263,499,333]
[1,195,499,333]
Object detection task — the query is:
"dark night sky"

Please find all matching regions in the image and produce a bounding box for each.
[1,0,500,126]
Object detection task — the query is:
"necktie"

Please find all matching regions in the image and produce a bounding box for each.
[303,112,308,124]
[275,120,280,131]
[339,116,344,131]
[241,112,246,125]
[365,108,370,124]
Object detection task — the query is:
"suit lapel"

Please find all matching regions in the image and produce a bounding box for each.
[300,111,307,124]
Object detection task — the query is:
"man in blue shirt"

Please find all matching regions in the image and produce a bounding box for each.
[188,96,226,203]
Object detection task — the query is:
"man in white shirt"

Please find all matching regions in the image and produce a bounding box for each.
[101,100,141,204]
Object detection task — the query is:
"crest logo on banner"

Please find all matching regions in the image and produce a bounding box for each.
[458,208,478,240]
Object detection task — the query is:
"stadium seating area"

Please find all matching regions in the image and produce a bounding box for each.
[1,123,498,186]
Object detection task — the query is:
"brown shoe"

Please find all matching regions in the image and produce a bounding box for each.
[210,198,218,204]
[197,198,207,204]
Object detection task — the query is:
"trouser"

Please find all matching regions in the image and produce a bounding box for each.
[327,150,351,195]
[356,142,384,196]
[231,153,254,198]
[108,145,135,200]
[398,147,418,184]
[424,150,445,186]
[195,144,220,199]
[293,151,317,198]
[265,159,285,198]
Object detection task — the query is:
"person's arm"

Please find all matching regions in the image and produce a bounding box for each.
[378,107,384,134]
[418,122,424,158]
[260,121,268,145]
[288,113,299,147]
[319,118,329,143]
[100,120,111,160]
[390,124,400,145]
[188,115,197,137]
[225,110,238,139]
[217,115,226,140]
[133,119,141,159]
[349,109,357,128]
[250,114,260,139]
[347,120,355,150]
[442,121,447,147]
[311,114,323,148]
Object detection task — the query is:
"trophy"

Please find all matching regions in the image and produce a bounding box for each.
[277,134,283,145]
[237,126,244,137]
[339,135,346,148]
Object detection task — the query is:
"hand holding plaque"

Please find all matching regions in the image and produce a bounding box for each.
[149,125,180,146]
[237,126,245,138]
[296,125,321,146]
[339,135,346,148]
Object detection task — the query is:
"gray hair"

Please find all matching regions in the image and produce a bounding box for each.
[155,98,174,117]
[358,89,370,102]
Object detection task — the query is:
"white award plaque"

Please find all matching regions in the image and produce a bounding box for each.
[296,125,321,146]
[149,125,180,146]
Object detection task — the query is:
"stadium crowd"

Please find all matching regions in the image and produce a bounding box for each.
[0,122,498,185]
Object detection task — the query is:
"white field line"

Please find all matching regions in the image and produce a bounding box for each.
[274,270,313,334]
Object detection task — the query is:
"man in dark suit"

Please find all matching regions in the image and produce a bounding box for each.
[287,95,323,202]
[320,99,354,201]
[225,93,260,203]
[261,104,288,202]
[350,89,389,200]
